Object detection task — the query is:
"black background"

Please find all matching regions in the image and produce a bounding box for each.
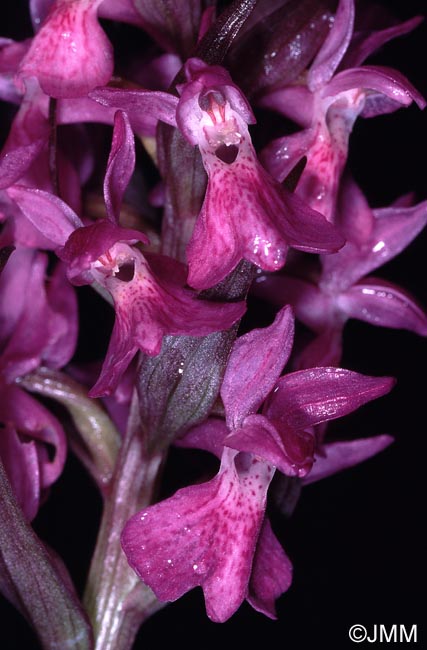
[2,1,426,648]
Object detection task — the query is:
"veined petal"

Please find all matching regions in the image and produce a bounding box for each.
[17,0,114,98]
[303,434,393,485]
[225,414,310,477]
[369,200,427,269]
[122,447,273,622]
[264,368,395,433]
[247,518,292,619]
[6,186,82,247]
[323,199,427,289]
[338,279,427,336]
[88,87,179,136]
[343,16,423,69]
[308,0,355,92]
[323,65,426,111]
[57,94,117,126]
[104,111,135,223]
[0,140,47,191]
[221,306,294,428]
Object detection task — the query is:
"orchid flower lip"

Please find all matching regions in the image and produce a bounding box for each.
[1,0,425,642]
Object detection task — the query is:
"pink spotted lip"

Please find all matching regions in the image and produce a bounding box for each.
[17,0,113,98]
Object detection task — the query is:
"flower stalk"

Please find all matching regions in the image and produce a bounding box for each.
[83,392,164,650]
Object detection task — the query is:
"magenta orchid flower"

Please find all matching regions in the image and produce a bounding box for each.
[122,306,394,621]
[7,111,245,396]
[0,246,77,520]
[17,0,114,98]
[254,177,427,368]
[259,0,425,222]
[175,57,345,289]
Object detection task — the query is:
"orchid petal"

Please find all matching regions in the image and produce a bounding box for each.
[343,16,423,68]
[0,39,31,103]
[0,139,47,190]
[186,154,344,290]
[177,58,255,147]
[258,85,314,128]
[90,250,245,397]
[264,368,395,433]
[323,65,426,111]
[253,274,333,331]
[43,261,78,367]
[260,128,315,184]
[336,174,374,245]
[121,448,273,622]
[18,0,114,98]
[0,385,66,489]
[225,414,310,477]
[6,186,82,247]
[321,200,427,289]
[176,418,229,459]
[0,83,49,190]
[247,518,292,619]
[131,0,204,57]
[98,0,143,28]
[0,424,40,521]
[104,111,135,223]
[60,220,148,284]
[303,434,393,484]
[0,251,58,381]
[221,306,294,428]
[57,95,117,126]
[294,326,344,370]
[0,247,33,349]
[88,87,179,136]
[338,279,427,335]
[308,0,355,91]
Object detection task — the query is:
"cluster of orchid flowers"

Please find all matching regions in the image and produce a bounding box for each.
[0,0,425,648]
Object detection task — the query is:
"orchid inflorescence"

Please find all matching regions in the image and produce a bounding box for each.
[0,1,425,648]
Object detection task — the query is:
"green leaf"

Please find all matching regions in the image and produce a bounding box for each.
[0,457,93,650]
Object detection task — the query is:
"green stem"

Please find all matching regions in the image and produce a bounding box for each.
[84,394,164,650]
